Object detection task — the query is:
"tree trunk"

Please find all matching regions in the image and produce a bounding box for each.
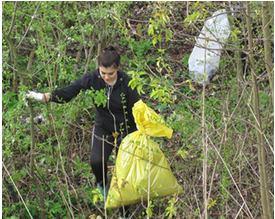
[246,3,272,219]
[262,1,274,107]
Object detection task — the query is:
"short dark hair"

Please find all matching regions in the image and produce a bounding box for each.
[98,46,120,68]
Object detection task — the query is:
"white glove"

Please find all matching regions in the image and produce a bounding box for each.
[26,91,45,102]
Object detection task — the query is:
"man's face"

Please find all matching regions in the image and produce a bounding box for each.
[99,66,118,86]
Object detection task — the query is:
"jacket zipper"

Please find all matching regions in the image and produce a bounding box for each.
[107,85,117,133]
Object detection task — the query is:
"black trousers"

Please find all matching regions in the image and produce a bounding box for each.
[90,126,123,185]
[90,126,131,216]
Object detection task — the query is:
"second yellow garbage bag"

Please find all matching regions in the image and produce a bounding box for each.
[105,100,183,208]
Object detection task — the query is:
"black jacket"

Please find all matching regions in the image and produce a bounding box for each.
[50,69,140,134]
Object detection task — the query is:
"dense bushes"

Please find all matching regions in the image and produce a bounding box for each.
[3,1,273,218]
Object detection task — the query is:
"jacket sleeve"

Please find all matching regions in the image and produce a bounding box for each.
[50,73,93,103]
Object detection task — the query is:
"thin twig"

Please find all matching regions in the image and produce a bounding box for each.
[247,103,274,154]
[3,163,34,219]
[102,135,108,219]
[208,137,254,218]
[17,3,41,48]
[234,201,245,218]
[7,2,18,37]
[47,105,75,218]
[207,160,217,200]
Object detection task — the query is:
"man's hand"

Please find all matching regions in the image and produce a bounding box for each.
[26,91,50,103]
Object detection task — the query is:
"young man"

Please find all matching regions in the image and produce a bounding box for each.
[26,46,140,214]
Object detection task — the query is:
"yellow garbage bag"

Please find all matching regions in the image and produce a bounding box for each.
[105,100,183,208]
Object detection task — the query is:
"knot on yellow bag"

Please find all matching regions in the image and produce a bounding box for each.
[133,100,173,138]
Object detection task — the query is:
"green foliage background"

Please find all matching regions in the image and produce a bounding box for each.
[2,1,274,218]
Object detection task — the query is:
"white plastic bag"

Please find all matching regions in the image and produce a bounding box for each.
[188,9,231,84]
